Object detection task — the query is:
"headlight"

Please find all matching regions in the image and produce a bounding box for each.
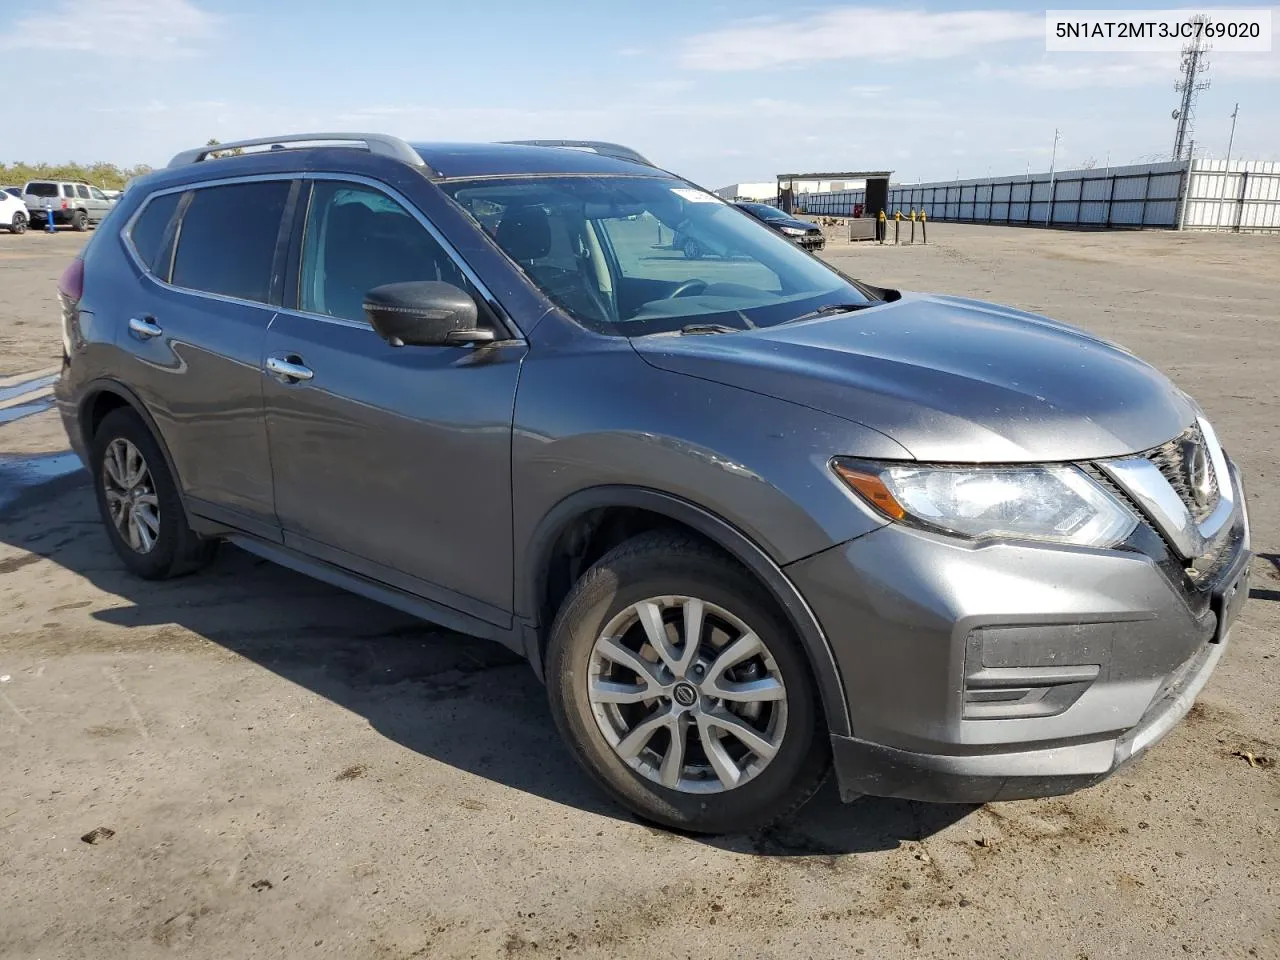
[780,226,807,236]
[832,460,1139,548]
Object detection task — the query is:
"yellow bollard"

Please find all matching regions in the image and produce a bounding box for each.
[909,209,916,244]
[894,210,901,245]
[920,209,927,244]
[877,209,886,244]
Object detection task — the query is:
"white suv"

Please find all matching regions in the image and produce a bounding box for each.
[0,189,28,233]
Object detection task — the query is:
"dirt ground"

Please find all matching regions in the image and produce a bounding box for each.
[0,224,1277,960]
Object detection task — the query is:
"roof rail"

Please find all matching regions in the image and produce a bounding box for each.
[502,140,654,168]
[167,133,426,169]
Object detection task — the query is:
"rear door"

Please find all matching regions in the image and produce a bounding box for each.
[262,177,525,624]
[121,177,296,539]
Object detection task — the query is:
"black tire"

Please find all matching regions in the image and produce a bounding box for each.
[546,531,830,834]
[682,237,703,260]
[72,209,88,232]
[7,212,26,235]
[90,408,218,580]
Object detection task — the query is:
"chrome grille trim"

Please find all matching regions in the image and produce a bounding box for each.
[1091,416,1235,561]
[1147,422,1219,522]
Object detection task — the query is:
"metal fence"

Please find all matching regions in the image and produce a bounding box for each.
[1180,160,1280,232]
[788,159,1279,232]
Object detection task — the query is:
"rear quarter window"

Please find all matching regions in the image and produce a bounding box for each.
[128,192,183,277]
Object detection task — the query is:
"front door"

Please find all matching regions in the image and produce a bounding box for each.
[87,185,112,221]
[262,179,525,626]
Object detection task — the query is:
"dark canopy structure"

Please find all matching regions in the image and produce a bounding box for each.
[776,170,892,217]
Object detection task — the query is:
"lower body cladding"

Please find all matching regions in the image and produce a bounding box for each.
[786,479,1251,804]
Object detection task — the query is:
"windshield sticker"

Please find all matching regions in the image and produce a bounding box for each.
[671,188,723,204]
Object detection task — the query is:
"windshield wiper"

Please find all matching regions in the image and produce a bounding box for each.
[781,302,875,325]
[680,322,741,335]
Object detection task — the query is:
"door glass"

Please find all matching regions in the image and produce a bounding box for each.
[298,180,474,324]
[62,184,76,198]
[76,184,91,199]
[90,187,107,200]
[171,180,291,303]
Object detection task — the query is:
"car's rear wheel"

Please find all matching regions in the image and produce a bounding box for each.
[90,408,217,579]
[546,531,830,834]
[72,210,88,231]
[7,212,26,234]
[682,237,703,260]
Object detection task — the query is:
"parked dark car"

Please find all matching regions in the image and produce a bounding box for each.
[735,201,825,252]
[54,134,1251,835]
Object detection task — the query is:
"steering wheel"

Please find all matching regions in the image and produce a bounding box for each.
[668,279,709,299]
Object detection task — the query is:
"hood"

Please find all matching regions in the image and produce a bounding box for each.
[632,293,1196,462]
[769,216,818,232]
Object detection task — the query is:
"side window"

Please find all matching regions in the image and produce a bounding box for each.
[172,180,291,303]
[298,180,473,324]
[90,187,107,200]
[62,184,76,198]
[128,192,182,277]
[76,184,91,200]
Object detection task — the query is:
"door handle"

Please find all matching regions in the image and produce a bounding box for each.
[127,316,163,339]
[265,355,314,383]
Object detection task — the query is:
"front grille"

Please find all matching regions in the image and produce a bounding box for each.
[1146,423,1219,522]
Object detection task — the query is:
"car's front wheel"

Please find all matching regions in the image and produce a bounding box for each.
[546,531,830,834]
[90,408,218,579]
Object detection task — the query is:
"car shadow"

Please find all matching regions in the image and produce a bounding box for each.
[0,475,974,856]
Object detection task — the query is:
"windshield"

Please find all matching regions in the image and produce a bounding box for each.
[443,176,869,336]
[742,202,788,221]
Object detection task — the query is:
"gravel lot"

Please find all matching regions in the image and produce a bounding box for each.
[1,224,1277,960]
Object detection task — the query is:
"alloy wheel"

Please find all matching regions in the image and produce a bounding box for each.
[587,596,788,794]
[102,438,161,553]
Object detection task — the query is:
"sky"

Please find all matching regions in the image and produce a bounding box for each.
[0,0,1276,188]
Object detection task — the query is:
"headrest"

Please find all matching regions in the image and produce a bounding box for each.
[495,205,552,261]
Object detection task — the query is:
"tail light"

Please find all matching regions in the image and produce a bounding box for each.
[58,258,84,357]
[61,199,69,209]
[58,257,84,302]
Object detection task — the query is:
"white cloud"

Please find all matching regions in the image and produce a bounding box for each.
[679,7,1042,70]
[975,56,1165,89]
[0,0,218,59]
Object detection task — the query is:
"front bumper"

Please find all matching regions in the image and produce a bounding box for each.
[795,234,825,251]
[788,462,1251,804]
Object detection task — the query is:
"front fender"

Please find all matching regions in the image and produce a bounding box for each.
[512,344,913,736]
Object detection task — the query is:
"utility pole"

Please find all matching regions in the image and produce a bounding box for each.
[1225,102,1239,166]
[1171,14,1211,161]
[1045,127,1060,226]
[1216,102,1240,230]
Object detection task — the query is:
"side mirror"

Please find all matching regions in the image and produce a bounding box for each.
[363,281,496,347]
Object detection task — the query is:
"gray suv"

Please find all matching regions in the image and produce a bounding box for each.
[53,134,1252,834]
[22,179,113,230]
